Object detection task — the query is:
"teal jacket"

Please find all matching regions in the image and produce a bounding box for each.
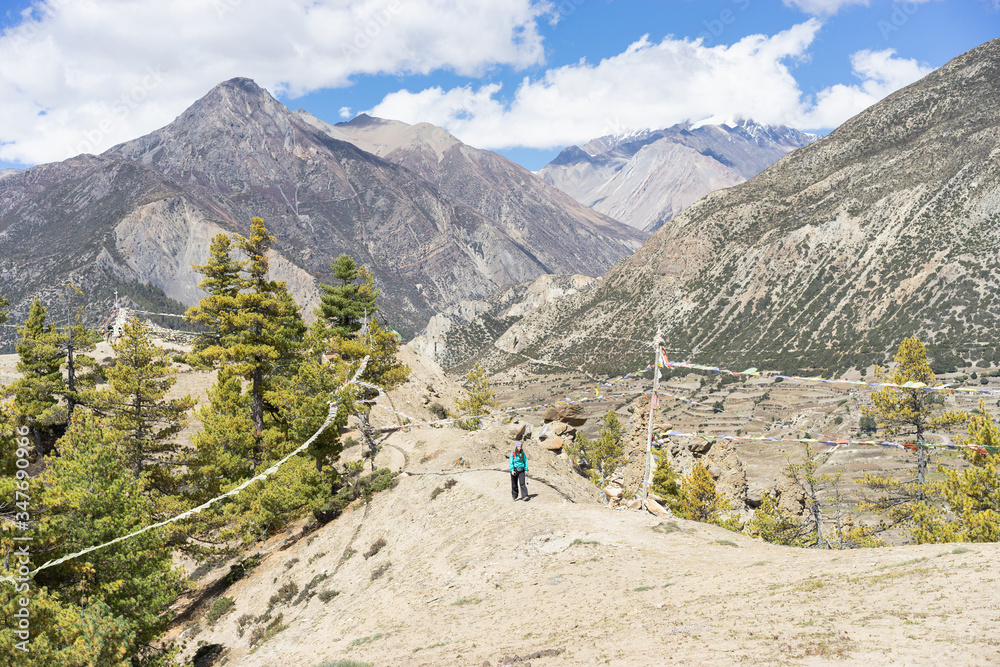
[509,448,528,473]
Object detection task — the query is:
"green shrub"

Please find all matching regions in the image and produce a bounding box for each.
[295,573,330,605]
[205,596,235,625]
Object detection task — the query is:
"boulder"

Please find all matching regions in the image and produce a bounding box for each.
[604,486,622,499]
[544,404,587,426]
[511,422,532,440]
[536,423,552,440]
[552,421,570,436]
[746,484,767,508]
[707,465,722,479]
[627,499,642,510]
[541,436,563,451]
[646,497,671,518]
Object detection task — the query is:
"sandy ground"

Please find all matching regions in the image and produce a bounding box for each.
[172,417,1000,667]
[4,342,999,665]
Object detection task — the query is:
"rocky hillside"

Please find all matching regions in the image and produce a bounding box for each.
[538,120,818,232]
[464,37,1000,377]
[0,78,644,346]
[297,111,646,253]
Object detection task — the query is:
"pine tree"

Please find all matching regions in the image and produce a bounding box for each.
[6,299,65,456]
[186,218,306,469]
[316,254,378,338]
[56,283,102,422]
[786,443,836,548]
[31,412,183,664]
[95,318,195,493]
[0,292,7,325]
[909,402,1000,543]
[184,232,244,366]
[679,462,740,530]
[861,337,967,528]
[743,493,805,546]
[650,447,684,514]
[455,364,499,430]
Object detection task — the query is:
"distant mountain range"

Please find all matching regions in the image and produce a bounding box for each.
[0,79,645,346]
[538,120,818,232]
[441,37,1000,377]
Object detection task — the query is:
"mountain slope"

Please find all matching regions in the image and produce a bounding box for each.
[464,37,1000,377]
[296,111,647,266]
[538,120,818,232]
[0,78,645,343]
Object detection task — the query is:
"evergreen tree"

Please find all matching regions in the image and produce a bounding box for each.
[6,299,65,456]
[185,232,244,366]
[786,443,835,548]
[0,292,7,324]
[569,411,627,485]
[909,402,1000,543]
[186,218,306,469]
[650,447,684,514]
[454,364,499,430]
[861,337,967,528]
[743,493,805,546]
[95,318,195,493]
[31,412,183,664]
[56,283,102,422]
[316,254,378,338]
[679,462,740,530]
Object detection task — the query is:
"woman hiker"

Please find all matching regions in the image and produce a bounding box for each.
[510,440,529,501]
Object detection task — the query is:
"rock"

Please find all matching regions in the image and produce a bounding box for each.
[511,422,532,440]
[648,492,665,504]
[707,465,722,479]
[536,423,552,440]
[552,421,570,436]
[746,484,766,508]
[544,404,587,426]
[627,499,642,510]
[604,486,622,499]
[646,497,671,518]
[541,436,563,451]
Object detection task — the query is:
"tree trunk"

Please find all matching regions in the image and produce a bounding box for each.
[252,366,264,470]
[65,335,76,422]
[916,429,928,496]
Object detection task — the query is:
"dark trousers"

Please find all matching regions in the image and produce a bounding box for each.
[511,469,527,499]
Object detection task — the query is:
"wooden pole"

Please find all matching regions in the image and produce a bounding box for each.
[642,328,663,508]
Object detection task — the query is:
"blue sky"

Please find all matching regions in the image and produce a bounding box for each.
[0,0,998,171]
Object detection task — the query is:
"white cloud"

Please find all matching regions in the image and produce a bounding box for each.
[339,106,353,119]
[371,20,926,150]
[0,0,550,164]
[803,48,933,127]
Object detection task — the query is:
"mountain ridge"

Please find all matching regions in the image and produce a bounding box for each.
[539,119,819,232]
[1,78,645,344]
[442,37,1000,377]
